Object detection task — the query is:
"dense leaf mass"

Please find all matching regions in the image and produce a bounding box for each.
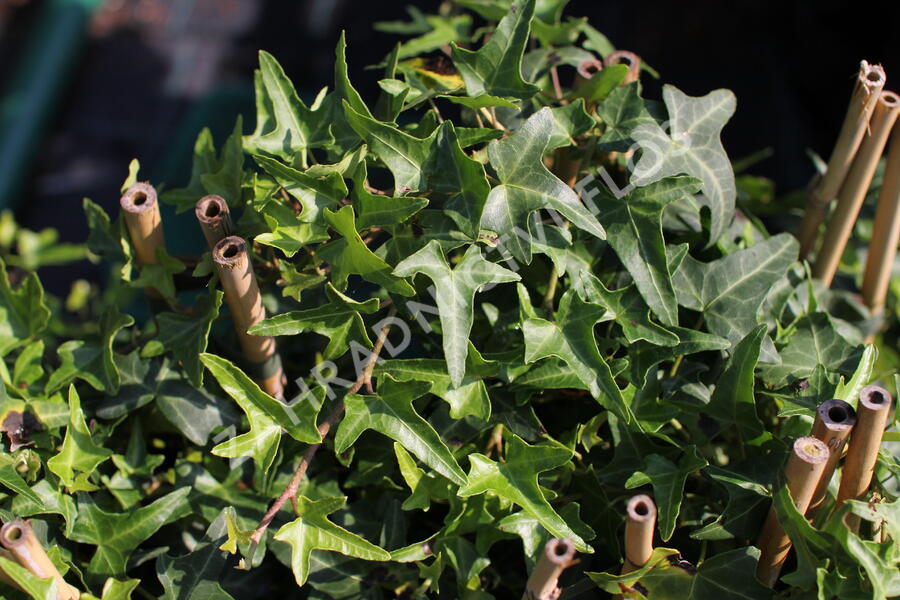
[0,0,897,598]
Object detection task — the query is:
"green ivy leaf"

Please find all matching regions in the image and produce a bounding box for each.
[393,443,452,511]
[630,85,736,246]
[70,487,192,577]
[0,555,59,600]
[244,50,332,167]
[130,248,185,301]
[46,306,134,394]
[394,241,519,387]
[83,198,131,268]
[201,353,322,467]
[377,10,472,60]
[673,234,798,349]
[249,283,379,360]
[596,81,657,151]
[142,290,223,387]
[762,312,863,386]
[573,270,678,346]
[594,176,702,326]
[47,385,113,491]
[480,108,605,263]
[0,257,51,357]
[705,325,766,440]
[626,446,708,540]
[156,540,236,600]
[450,0,540,100]
[319,205,415,296]
[274,495,391,586]
[253,154,347,256]
[458,432,592,552]
[336,375,467,485]
[521,287,630,421]
[350,158,428,231]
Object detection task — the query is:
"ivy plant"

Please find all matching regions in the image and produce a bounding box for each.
[0,0,897,598]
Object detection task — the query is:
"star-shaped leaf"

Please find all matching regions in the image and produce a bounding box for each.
[274,495,391,586]
[521,287,630,421]
[458,433,592,552]
[350,157,428,231]
[253,154,347,256]
[47,386,113,491]
[450,0,540,100]
[70,487,192,577]
[141,290,223,387]
[596,81,657,151]
[201,353,322,470]
[336,376,466,484]
[630,85,736,246]
[249,283,379,360]
[480,108,605,262]
[244,50,332,167]
[130,248,185,301]
[593,176,702,326]
[393,241,519,387]
[46,306,134,394]
[156,537,236,600]
[0,256,51,357]
[626,446,708,540]
[376,343,495,420]
[424,121,491,238]
[318,205,415,296]
[343,101,437,192]
[573,270,678,346]
[673,233,798,349]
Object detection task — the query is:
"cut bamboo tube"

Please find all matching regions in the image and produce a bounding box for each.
[0,520,79,600]
[574,56,603,89]
[605,50,641,84]
[813,91,900,286]
[522,538,576,600]
[120,182,165,266]
[798,61,886,260]
[836,385,893,531]
[861,126,900,316]
[621,495,656,575]
[756,436,829,588]
[195,194,234,249]
[552,147,583,189]
[212,236,285,398]
[807,399,857,512]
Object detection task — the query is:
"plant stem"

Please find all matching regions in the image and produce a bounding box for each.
[250,308,396,544]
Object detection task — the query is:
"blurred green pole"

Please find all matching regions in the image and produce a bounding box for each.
[0,0,104,210]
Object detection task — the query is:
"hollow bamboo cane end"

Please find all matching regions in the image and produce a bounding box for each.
[195,195,233,248]
[576,57,603,81]
[791,436,831,467]
[859,385,892,413]
[606,50,641,84]
[858,61,886,94]
[120,182,164,267]
[622,495,656,575]
[0,520,79,600]
[212,235,248,270]
[522,538,576,600]
[813,399,857,436]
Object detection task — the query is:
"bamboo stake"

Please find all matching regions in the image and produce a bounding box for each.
[574,56,603,89]
[212,235,285,398]
[807,399,857,512]
[605,50,641,84]
[813,91,900,285]
[836,385,893,531]
[0,547,23,591]
[798,61,886,260]
[0,520,79,600]
[861,126,900,316]
[621,495,656,575]
[756,436,829,587]
[522,538,576,600]
[120,182,165,266]
[195,194,233,249]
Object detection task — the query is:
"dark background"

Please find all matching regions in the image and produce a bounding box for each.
[1,0,898,293]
